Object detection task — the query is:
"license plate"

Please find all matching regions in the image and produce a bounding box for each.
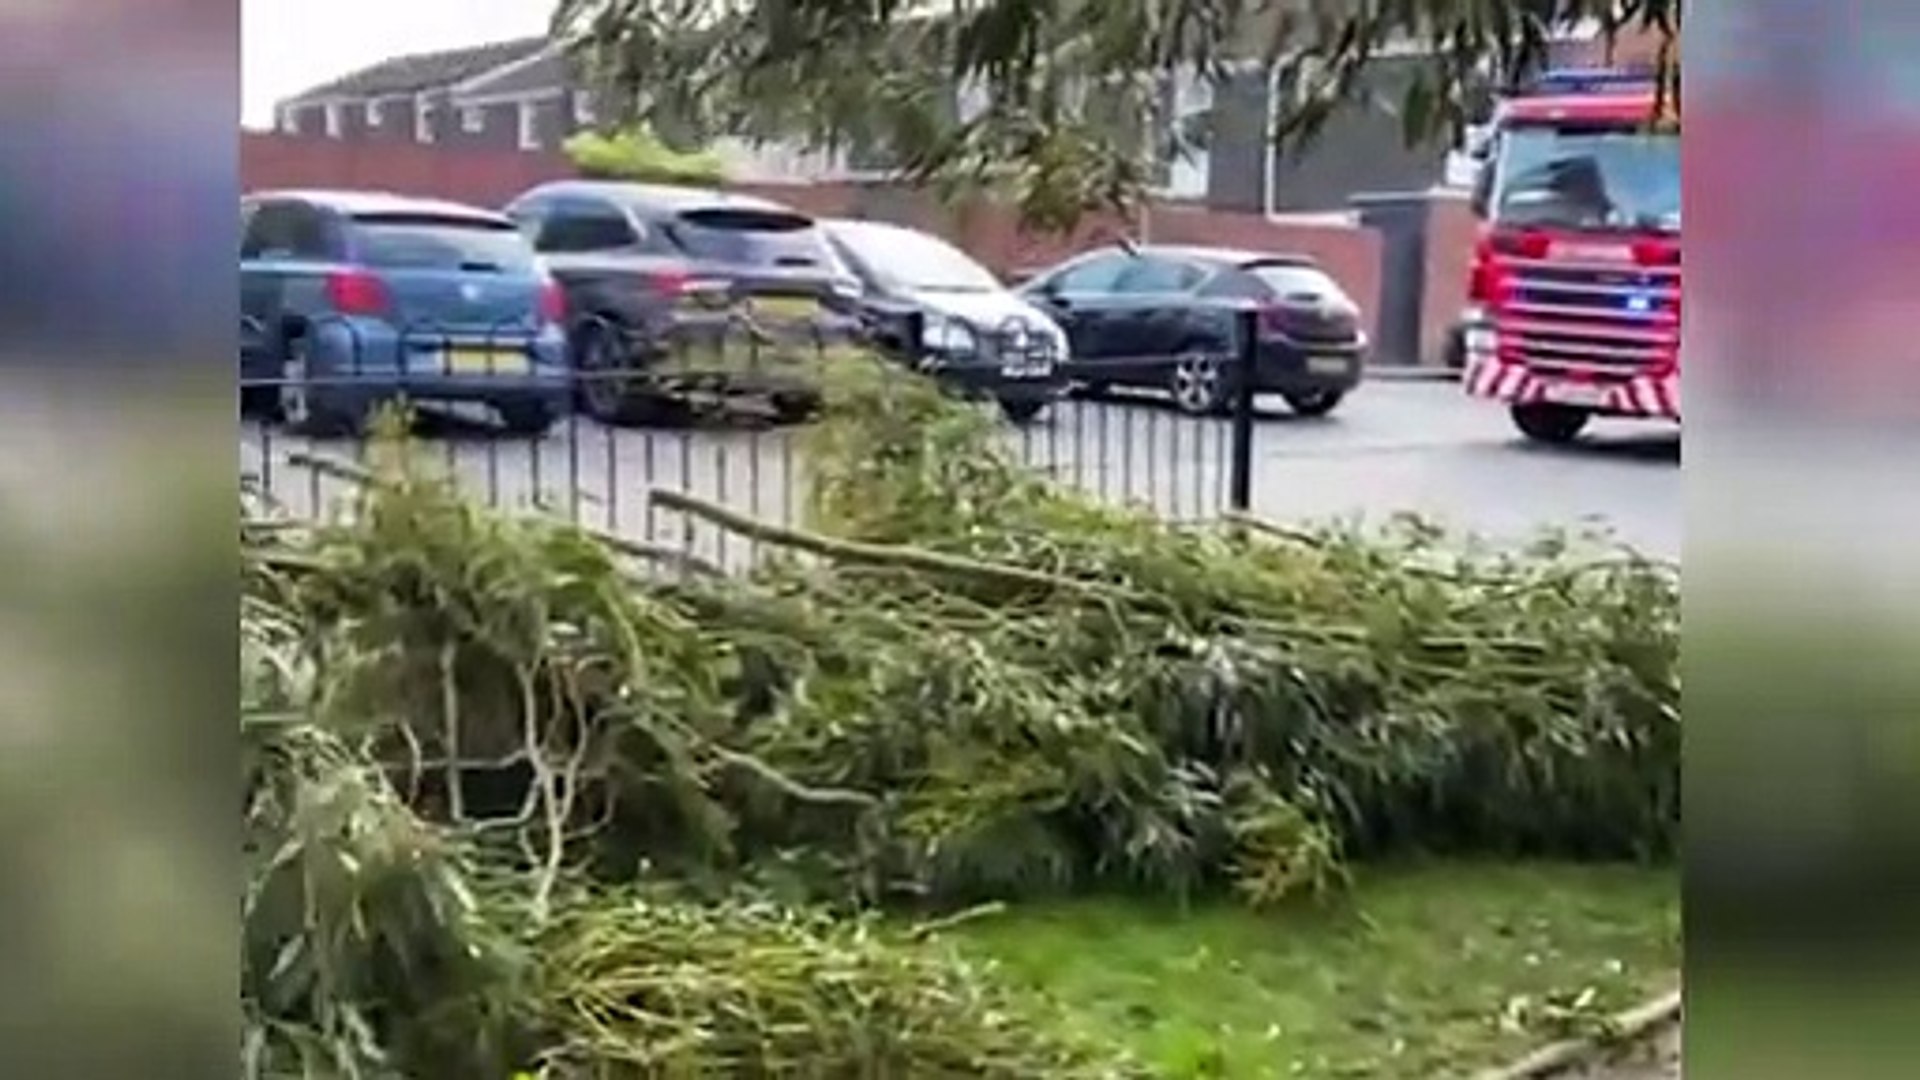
[1542,381,1609,407]
[1306,356,1351,376]
[749,296,819,320]
[1001,356,1053,378]
[445,348,528,374]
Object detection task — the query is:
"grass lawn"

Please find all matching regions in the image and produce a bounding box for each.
[943,861,1680,1079]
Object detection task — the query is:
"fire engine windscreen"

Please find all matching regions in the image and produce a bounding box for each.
[1491,127,1680,234]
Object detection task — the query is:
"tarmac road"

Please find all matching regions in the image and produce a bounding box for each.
[240,380,1681,567]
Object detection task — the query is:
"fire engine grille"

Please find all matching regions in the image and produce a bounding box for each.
[1492,259,1679,372]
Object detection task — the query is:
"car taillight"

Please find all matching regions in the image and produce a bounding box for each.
[325,270,390,316]
[538,279,566,323]
[646,270,688,299]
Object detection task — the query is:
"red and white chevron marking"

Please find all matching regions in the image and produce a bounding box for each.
[1463,352,1680,420]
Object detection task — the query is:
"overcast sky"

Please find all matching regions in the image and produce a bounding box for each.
[241,0,551,127]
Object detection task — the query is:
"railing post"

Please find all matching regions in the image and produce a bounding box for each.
[1228,305,1258,512]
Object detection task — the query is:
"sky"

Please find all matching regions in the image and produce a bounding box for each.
[240,0,552,128]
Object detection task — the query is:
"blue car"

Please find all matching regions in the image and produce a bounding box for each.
[240,189,571,436]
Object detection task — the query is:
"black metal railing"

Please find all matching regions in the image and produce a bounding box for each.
[239,308,1265,569]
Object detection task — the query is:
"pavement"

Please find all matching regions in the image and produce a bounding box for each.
[240,380,1681,564]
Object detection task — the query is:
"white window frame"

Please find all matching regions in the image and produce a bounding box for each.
[572,90,596,127]
[460,105,485,133]
[322,102,343,139]
[365,99,384,127]
[413,96,435,143]
[278,105,301,134]
[517,99,540,150]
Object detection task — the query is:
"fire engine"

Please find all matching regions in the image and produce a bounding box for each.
[1461,68,1680,443]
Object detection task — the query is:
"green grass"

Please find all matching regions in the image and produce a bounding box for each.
[942,862,1680,1079]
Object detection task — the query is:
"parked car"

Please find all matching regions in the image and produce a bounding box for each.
[1016,244,1368,417]
[239,190,571,436]
[502,180,862,424]
[819,218,1068,423]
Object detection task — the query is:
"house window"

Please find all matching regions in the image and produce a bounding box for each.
[365,99,383,127]
[278,105,301,134]
[461,106,484,133]
[414,97,435,143]
[517,100,540,150]
[323,102,343,139]
[572,90,596,127]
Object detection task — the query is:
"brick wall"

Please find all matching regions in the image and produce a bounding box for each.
[242,130,1446,363]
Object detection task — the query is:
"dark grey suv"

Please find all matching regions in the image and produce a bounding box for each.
[504,180,861,424]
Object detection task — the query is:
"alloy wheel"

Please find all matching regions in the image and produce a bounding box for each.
[1170,353,1225,416]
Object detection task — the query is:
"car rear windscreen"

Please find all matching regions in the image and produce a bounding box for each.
[1246,262,1344,300]
[666,207,831,267]
[350,214,538,272]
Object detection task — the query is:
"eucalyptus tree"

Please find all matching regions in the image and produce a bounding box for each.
[550,0,1680,229]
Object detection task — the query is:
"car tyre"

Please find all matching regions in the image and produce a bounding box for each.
[1511,403,1591,445]
[1280,389,1345,418]
[999,398,1048,424]
[770,387,822,425]
[1168,351,1229,416]
[498,400,560,437]
[279,336,359,437]
[574,319,668,426]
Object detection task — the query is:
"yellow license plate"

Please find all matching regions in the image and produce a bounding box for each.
[446,348,529,374]
[750,296,819,320]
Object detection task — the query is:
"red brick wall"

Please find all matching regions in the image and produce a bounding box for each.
[241,131,1428,361]
[1422,192,1479,363]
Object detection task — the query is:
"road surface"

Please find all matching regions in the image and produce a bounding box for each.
[240,382,1680,566]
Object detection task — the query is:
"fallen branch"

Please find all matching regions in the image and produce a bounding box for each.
[1476,988,1681,1080]
[647,487,1154,605]
[284,451,725,577]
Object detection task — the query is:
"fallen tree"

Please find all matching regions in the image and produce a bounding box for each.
[240,358,1678,1076]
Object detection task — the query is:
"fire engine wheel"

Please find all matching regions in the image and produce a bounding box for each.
[1510,403,1591,445]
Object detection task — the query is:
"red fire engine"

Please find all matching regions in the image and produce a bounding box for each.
[1461,68,1680,443]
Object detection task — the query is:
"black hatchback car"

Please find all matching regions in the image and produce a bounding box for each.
[503,180,861,423]
[1016,244,1368,416]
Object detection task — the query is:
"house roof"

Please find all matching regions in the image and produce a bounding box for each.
[283,36,551,103]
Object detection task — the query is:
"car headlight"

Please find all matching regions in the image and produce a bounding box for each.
[921,316,978,354]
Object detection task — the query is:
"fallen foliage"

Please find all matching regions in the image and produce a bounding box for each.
[239,359,1679,1075]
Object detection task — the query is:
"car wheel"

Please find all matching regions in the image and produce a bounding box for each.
[769,387,822,425]
[1281,389,1345,417]
[497,400,559,437]
[1511,403,1590,445]
[279,337,356,437]
[573,319,661,426]
[1168,351,1229,416]
[999,398,1048,424]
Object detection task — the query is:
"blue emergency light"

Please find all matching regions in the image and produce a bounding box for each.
[1519,67,1659,97]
